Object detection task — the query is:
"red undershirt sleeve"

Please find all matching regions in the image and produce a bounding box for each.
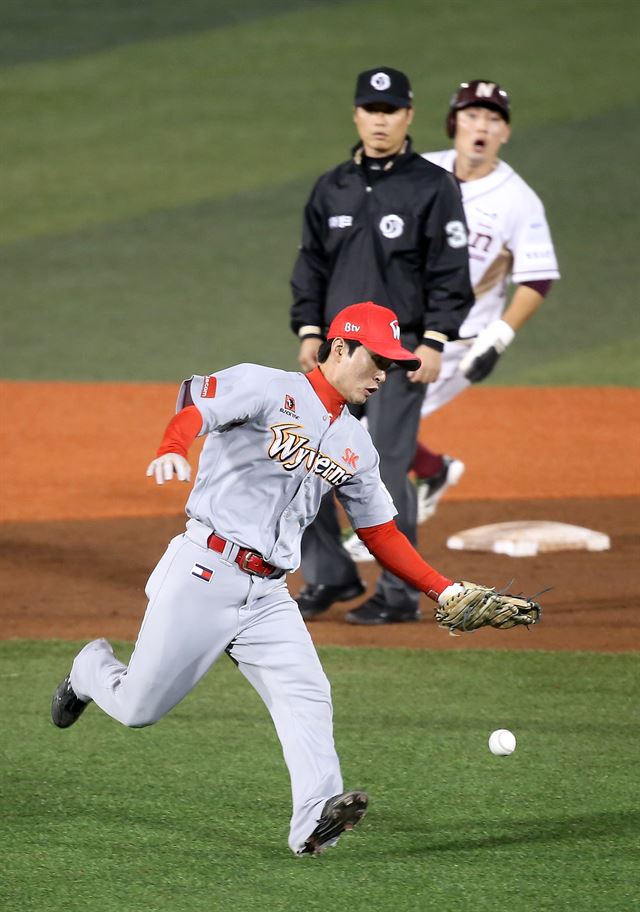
[156,405,203,458]
[356,520,452,600]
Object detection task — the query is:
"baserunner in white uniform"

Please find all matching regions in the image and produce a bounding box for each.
[343,81,560,564]
[51,302,484,857]
[415,80,559,520]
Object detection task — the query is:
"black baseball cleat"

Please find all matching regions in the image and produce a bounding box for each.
[296,579,366,620]
[299,790,369,856]
[51,674,90,728]
[346,594,421,625]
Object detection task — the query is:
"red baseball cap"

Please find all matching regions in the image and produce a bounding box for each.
[327,302,421,370]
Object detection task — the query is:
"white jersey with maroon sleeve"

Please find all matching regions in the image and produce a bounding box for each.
[179,363,396,571]
[423,149,560,338]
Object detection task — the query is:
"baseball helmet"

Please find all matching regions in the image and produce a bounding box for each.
[446,80,511,138]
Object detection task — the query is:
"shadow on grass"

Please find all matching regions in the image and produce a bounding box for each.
[401,807,640,856]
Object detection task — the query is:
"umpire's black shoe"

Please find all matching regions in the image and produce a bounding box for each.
[51,675,90,728]
[296,580,366,620]
[299,790,369,856]
[346,594,421,625]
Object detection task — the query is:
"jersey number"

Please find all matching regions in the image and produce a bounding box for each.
[445,220,468,249]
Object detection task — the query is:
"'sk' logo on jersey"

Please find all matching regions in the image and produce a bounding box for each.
[268,423,354,486]
[284,395,296,412]
[342,448,359,469]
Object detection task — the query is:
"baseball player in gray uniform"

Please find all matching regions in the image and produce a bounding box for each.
[51,302,466,857]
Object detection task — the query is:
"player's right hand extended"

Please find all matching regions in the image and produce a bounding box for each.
[146,453,191,485]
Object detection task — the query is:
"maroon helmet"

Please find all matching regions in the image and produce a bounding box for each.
[446,80,511,138]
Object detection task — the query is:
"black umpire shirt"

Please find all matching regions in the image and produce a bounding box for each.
[290,139,474,348]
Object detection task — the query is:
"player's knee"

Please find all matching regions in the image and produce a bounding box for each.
[307,670,332,704]
[123,714,156,729]
[120,712,155,729]
[118,700,161,729]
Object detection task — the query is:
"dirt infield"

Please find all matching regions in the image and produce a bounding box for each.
[1,382,638,651]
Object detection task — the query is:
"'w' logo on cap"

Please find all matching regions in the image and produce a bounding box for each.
[389,319,400,340]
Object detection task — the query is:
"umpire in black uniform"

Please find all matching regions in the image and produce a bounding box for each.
[290,67,474,625]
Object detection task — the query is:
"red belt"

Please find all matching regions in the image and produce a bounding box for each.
[207,532,283,579]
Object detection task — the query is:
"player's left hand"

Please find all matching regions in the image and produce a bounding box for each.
[146,453,192,485]
[407,345,442,384]
[435,581,542,635]
[459,319,515,382]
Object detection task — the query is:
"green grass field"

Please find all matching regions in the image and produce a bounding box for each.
[1,641,638,912]
[2,0,639,383]
[2,5,638,911]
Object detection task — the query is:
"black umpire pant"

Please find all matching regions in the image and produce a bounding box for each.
[301,361,426,611]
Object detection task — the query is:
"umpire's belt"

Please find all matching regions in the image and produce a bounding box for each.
[207,532,284,579]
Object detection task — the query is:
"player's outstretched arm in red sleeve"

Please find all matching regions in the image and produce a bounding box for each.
[356,520,452,600]
[146,405,203,486]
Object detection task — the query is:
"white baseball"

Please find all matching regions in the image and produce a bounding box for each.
[488,728,516,756]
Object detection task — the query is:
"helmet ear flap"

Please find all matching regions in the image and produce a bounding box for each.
[446,111,456,139]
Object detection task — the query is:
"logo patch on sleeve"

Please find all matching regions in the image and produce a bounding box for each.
[201,375,217,398]
[342,447,359,469]
[191,563,214,582]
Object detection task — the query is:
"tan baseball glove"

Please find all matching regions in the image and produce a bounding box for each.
[435,581,542,636]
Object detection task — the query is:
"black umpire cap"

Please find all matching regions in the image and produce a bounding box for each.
[354,67,413,108]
